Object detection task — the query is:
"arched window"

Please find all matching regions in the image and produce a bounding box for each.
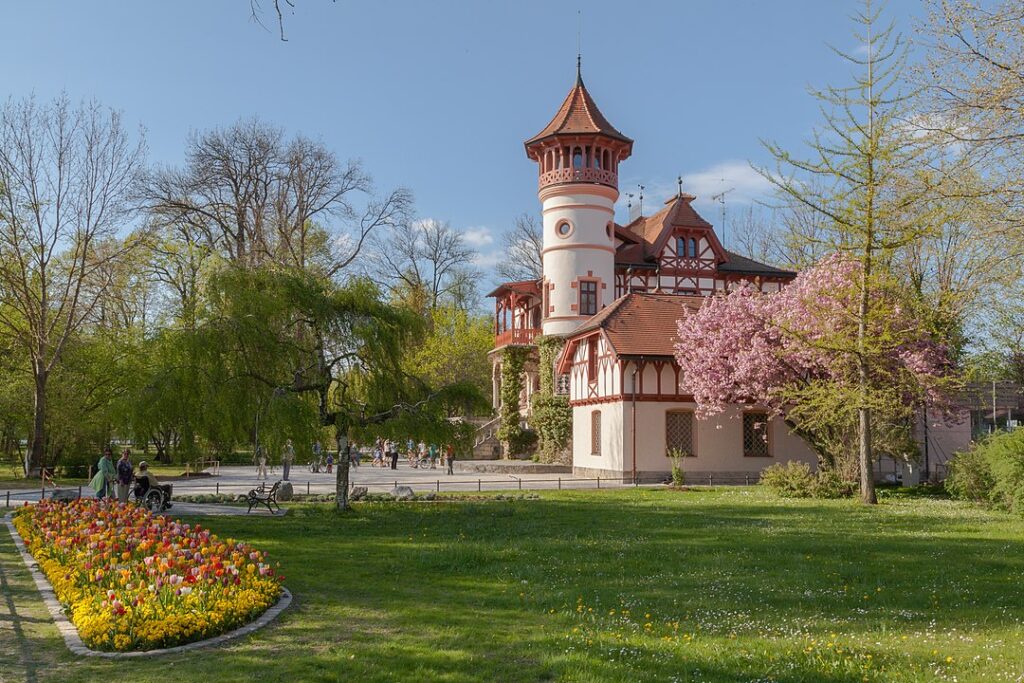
[593,148,601,169]
[688,238,698,258]
[676,237,686,256]
[572,147,583,169]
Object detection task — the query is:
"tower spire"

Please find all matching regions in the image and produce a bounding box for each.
[576,53,582,85]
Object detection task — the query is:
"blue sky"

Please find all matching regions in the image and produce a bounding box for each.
[1,1,926,273]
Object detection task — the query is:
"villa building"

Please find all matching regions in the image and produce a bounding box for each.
[488,67,821,481]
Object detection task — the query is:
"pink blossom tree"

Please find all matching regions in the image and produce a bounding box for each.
[675,255,954,500]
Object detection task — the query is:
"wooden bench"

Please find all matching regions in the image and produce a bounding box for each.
[247,480,282,515]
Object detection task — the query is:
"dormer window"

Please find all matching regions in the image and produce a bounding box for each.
[688,238,698,258]
[675,237,686,256]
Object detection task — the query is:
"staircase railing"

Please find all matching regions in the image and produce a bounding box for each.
[473,416,502,448]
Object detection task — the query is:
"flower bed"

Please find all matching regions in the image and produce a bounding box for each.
[12,498,283,652]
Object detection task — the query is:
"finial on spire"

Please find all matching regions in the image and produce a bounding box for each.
[677,176,683,196]
[576,9,583,85]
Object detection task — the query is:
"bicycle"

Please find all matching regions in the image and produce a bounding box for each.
[308,455,324,473]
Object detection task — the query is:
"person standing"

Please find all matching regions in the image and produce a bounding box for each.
[389,439,399,470]
[445,443,455,475]
[428,443,438,469]
[326,451,334,474]
[90,447,116,500]
[116,449,134,503]
[282,439,295,481]
[256,444,268,481]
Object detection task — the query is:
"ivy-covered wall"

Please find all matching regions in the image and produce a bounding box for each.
[531,335,573,464]
[496,346,531,456]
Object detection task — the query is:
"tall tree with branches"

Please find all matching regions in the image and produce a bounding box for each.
[0,95,146,475]
[758,1,942,503]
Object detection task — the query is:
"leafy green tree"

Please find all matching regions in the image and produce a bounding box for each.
[758,1,942,503]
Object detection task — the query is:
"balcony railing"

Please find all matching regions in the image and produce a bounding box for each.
[494,327,539,348]
[539,167,617,190]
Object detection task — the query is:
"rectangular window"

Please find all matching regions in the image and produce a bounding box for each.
[587,337,598,382]
[666,411,695,457]
[591,410,601,455]
[579,280,598,316]
[743,412,770,457]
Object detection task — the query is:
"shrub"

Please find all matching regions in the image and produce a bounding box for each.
[810,468,857,499]
[667,448,687,487]
[761,461,815,498]
[945,446,995,503]
[947,429,1024,513]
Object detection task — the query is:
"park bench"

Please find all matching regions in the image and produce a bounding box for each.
[247,480,282,515]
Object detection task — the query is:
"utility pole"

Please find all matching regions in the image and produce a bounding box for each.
[993,380,998,433]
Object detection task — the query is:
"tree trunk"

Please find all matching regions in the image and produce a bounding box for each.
[858,252,877,505]
[335,433,350,511]
[27,369,48,477]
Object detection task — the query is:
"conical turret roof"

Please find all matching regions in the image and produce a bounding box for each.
[525,71,632,146]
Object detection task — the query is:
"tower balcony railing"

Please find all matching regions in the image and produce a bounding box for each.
[539,167,617,190]
[494,327,540,349]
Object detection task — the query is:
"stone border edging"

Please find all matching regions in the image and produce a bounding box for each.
[2,511,291,658]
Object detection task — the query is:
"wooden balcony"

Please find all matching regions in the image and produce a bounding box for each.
[494,327,539,348]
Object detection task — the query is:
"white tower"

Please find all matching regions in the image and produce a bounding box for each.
[525,64,633,337]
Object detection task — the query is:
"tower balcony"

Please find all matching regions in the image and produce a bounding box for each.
[539,167,618,190]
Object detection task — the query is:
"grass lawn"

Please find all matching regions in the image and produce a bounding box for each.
[3,487,1024,682]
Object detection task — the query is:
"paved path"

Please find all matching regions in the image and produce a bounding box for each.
[2,462,635,507]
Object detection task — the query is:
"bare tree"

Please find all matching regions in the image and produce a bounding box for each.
[140,118,410,275]
[0,95,146,475]
[367,219,478,312]
[249,0,335,41]
[496,213,543,282]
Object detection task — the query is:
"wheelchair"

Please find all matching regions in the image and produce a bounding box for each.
[132,477,173,512]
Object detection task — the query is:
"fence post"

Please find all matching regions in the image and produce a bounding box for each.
[708,474,713,486]
[78,485,82,499]
[5,490,9,508]
[477,479,481,492]
[216,482,220,495]
[518,478,522,491]
[745,474,750,486]
[307,481,311,495]
[597,476,600,489]
[436,480,440,493]
[558,477,561,490]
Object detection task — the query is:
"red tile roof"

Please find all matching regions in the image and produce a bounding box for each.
[568,293,704,358]
[487,279,541,299]
[525,76,632,146]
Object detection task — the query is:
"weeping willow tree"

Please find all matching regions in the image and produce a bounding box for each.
[194,265,485,509]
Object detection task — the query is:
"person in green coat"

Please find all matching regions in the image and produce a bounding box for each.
[90,447,116,499]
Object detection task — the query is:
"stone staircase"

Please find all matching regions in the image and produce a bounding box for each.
[471,416,502,460]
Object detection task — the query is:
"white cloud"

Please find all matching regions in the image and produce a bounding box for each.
[472,249,504,269]
[462,226,495,248]
[683,160,772,206]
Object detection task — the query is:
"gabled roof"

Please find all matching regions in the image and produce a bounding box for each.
[525,74,632,147]
[614,194,725,263]
[557,293,704,372]
[718,251,796,277]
